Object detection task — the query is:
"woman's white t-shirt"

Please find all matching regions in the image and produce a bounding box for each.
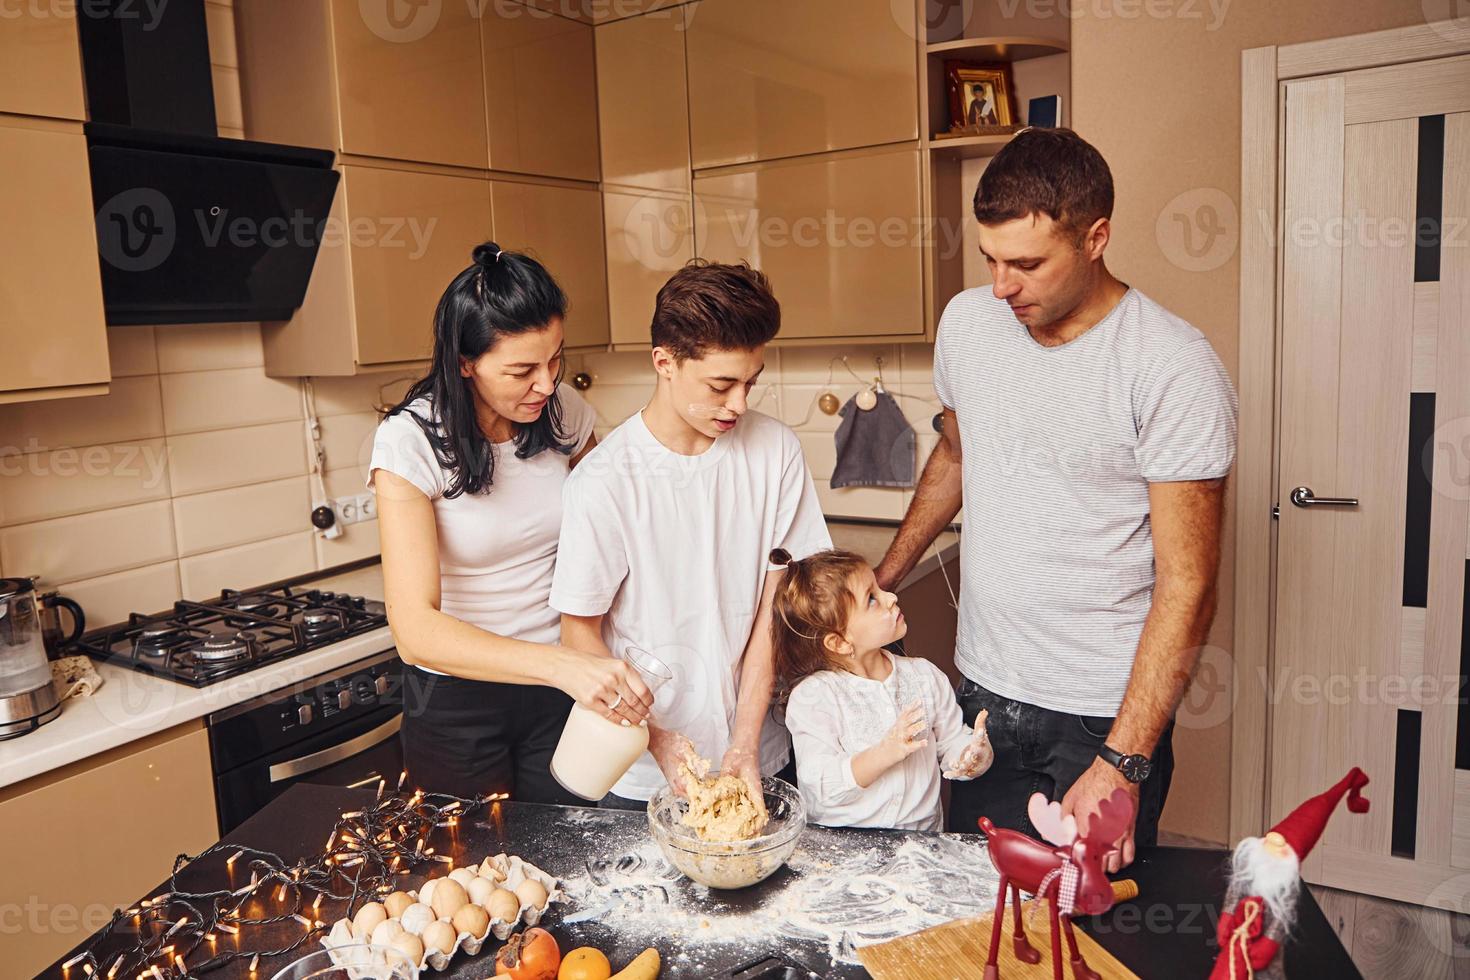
[367,385,597,673]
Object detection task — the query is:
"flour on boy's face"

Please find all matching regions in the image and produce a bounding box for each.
[669,346,767,439]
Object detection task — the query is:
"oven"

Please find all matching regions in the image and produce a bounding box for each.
[208,649,403,835]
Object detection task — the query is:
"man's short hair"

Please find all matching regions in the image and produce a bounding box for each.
[650,260,781,360]
[973,128,1114,240]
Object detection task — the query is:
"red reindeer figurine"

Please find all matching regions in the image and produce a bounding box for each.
[978,789,1135,980]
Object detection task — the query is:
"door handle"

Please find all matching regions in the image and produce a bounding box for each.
[1289,486,1359,508]
[268,713,401,783]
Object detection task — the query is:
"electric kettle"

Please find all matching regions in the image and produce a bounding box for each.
[0,578,62,740]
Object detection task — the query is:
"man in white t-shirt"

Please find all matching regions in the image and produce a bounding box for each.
[550,261,832,807]
[875,129,1237,869]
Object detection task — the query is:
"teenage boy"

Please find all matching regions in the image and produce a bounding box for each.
[550,260,832,809]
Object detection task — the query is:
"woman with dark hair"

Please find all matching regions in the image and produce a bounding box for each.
[370,242,653,802]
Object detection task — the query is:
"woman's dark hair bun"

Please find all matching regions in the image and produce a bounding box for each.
[769,548,793,567]
[471,241,504,268]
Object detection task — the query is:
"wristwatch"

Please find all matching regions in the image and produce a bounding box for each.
[1099,743,1152,784]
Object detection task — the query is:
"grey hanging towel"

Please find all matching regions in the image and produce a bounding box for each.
[830,391,916,489]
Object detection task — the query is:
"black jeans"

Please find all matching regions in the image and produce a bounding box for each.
[599,757,799,810]
[400,666,582,805]
[946,679,1175,843]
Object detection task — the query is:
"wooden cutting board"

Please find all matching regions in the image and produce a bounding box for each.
[857,898,1140,980]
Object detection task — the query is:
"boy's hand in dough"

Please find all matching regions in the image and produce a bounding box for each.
[943,709,994,779]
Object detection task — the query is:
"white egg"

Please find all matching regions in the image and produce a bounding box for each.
[369,918,403,947]
[398,902,436,936]
[448,867,476,889]
[467,876,497,908]
[350,902,387,939]
[416,878,438,909]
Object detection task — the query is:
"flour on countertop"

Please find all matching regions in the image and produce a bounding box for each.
[562,824,1001,970]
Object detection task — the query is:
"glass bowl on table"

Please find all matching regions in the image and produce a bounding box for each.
[647,775,806,889]
[270,944,418,980]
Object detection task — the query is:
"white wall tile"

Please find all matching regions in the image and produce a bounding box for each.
[54,561,181,628]
[1,500,176,584]
[779,345,897,384]
[798,431,835,481]
[155,323,264,373]
[179,531,317,600]
[173,476,311,557]
[315,519,381,569]
[816,482,906,521]
[106,327,158,378]
[0,438,170,527]
[0,376,164,453]
[160,368,301,435]
[166,421,308,496]
[318,412,380,484]
[310,372,414,418]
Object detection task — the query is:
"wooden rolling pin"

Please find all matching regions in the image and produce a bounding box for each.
[1112,879,1139,903]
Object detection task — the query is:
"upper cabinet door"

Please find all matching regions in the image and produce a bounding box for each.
[491,180,610,350]
[694,145,924,339]
[329,0,489,168]
[596,7,691,192]
[482,7,601,182]
[685,0,919,170]
[343,165,494,367]
[0,9,86,120]
[0,124,109,397]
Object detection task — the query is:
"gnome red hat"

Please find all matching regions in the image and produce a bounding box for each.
[1270,767,1370,860]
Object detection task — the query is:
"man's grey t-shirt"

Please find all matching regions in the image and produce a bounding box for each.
[934,286,1237,716]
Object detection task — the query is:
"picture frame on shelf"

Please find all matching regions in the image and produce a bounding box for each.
[944,61,1018,135]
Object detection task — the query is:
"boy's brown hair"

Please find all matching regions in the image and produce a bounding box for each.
[972,127,1113,241]
[650,259,781,360]
[768,548,871,695]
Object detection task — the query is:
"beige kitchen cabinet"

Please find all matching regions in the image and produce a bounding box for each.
[491,179,610,351]
[482,8,600,181]
[0,121,111,403]
[693,144,925,340]
[596,7,691,192]
[265,164,493,375]
[0,722,217,977]
[0,7,87,121]
[604,187,695,346]
[236,0,486,168]
[685,0,919,170]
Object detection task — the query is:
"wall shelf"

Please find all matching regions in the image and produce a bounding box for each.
[926,133,1018,159]
[925,35,1068,63]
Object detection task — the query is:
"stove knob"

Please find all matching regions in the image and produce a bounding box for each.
[338,689,352,710]
[375,675,389,696]
[298,704,313,726]
[353,597,366,609]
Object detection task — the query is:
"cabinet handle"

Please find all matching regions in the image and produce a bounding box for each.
[1289,486,1359,508]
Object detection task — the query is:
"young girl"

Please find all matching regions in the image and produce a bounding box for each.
[771,548,992,832]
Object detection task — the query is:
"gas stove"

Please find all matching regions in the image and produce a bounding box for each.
[77,585,388,686]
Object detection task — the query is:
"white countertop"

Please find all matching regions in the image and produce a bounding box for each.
[0,522,958,792]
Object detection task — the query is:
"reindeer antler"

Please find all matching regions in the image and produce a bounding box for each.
[1027,793,1078,846]
[1084,788,1137,844]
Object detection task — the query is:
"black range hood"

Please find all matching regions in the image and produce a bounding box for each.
[78,0,339,326]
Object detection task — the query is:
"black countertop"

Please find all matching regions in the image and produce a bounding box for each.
[41,785,1359,980]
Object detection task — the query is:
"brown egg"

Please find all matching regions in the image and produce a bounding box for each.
[486,887,520,922]
[383,891,414,918]
[429,877,469,919]
[388,931,425,967]
[514,878,548,910]
[452,902,490,938]
[421,919,457,956]
[350,901,387,939]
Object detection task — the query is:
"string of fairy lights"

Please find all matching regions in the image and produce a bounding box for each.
[60,776,508,980]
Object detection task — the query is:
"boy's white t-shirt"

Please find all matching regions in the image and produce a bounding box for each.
[785,653,978,833]
[367,385,597,675]
[549,408,832,801]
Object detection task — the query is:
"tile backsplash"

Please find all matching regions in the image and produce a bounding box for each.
[0,323,411,628]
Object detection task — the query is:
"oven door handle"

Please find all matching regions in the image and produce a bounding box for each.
[268,713,401,784]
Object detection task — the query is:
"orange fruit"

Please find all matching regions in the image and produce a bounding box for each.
[558,947,612,980]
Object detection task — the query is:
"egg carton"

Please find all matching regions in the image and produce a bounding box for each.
[322,853,563,974]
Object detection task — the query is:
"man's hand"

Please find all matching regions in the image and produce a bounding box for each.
[1060,756,1139,872]
[720,744,769,826]
[943,709,993,779]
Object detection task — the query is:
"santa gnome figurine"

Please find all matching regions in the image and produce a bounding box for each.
[1209,767,1371,980]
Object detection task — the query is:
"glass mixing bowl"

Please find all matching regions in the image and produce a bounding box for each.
[647,775,806,889]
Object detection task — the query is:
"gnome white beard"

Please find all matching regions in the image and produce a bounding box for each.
[1228,836,1301,931]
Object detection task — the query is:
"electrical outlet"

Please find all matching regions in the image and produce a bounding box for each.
[358,493,377,521]
[338,496,359,524]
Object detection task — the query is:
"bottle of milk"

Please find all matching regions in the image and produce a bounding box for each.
[550,647,673,801]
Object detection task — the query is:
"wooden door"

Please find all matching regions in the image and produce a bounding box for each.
[1272,55,1470,908]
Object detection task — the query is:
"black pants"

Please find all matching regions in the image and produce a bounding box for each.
[599,757,799,810]
[946,679,1175,843]
[400,666,581,805]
